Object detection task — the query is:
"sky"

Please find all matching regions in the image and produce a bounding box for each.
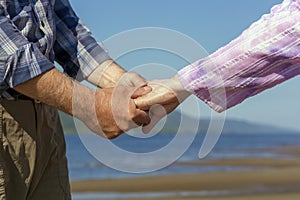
[69,0,300,131]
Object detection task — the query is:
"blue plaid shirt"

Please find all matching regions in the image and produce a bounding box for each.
[0,0,110,99]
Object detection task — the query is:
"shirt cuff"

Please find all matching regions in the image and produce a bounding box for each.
[0,43,54,93]
[178,59,228,113]
[67,42,111,81]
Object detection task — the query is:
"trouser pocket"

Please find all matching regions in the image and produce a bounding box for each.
[0,100,37,199]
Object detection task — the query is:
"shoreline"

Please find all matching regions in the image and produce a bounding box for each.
[71,146,300,199]
[71,166,300,193]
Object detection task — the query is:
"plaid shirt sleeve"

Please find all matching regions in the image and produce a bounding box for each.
[0,13,54,93]
[53,0,111,81]
[178,0,300,112]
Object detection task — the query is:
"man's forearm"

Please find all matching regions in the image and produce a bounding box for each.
[14,68,94,120]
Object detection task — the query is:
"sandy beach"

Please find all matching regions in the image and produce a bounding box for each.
[71,145,300,200]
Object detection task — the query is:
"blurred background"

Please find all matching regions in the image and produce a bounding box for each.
[62,0,300,199]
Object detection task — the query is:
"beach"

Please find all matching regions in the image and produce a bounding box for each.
[70,145,300,200]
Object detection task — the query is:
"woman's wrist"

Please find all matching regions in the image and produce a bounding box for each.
[172,75,191,101]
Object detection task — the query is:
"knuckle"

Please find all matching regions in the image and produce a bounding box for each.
[103,129,123,140]
[106,134,116,140]
[122,123,131,132]
[106,132,121,140]
[129,110,136,120]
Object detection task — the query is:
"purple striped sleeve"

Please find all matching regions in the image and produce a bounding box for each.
[178,0,300,112]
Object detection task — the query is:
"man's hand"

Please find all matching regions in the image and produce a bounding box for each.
[81,86,151,139]
[87,60,148,89]
[15,68,150,140]
[134,75,191,133]
[117,72,148,88]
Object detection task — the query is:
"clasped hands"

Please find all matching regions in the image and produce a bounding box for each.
[90,72,190,139]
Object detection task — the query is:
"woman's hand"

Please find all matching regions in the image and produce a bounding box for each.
[134,75,191,133]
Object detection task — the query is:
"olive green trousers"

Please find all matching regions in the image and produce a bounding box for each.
[0,99,71,200]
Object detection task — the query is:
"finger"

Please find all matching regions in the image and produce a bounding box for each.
[163,101,180,114]
[131,86,152,99]
[142,114,162,134]
[132,109,151,126]
[134,92,176,111]
[142,101,179,133]
[134,93,162,110]
[134,97,151,111]
[142,104,167,133]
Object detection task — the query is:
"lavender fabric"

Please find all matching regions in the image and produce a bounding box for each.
[178,0,300,112]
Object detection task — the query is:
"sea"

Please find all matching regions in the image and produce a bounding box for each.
[66,133,300,181]
[67,133,300,199]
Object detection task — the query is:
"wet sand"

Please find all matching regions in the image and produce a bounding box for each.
[71,145,300,199]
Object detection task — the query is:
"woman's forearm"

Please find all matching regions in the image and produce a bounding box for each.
[178,0,300,112]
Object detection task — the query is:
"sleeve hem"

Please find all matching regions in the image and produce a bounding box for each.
[178,66,227,113]
[3,43,55,88]
[11,63,54,88]
[66,43,111,81]
[80,50,111,79]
